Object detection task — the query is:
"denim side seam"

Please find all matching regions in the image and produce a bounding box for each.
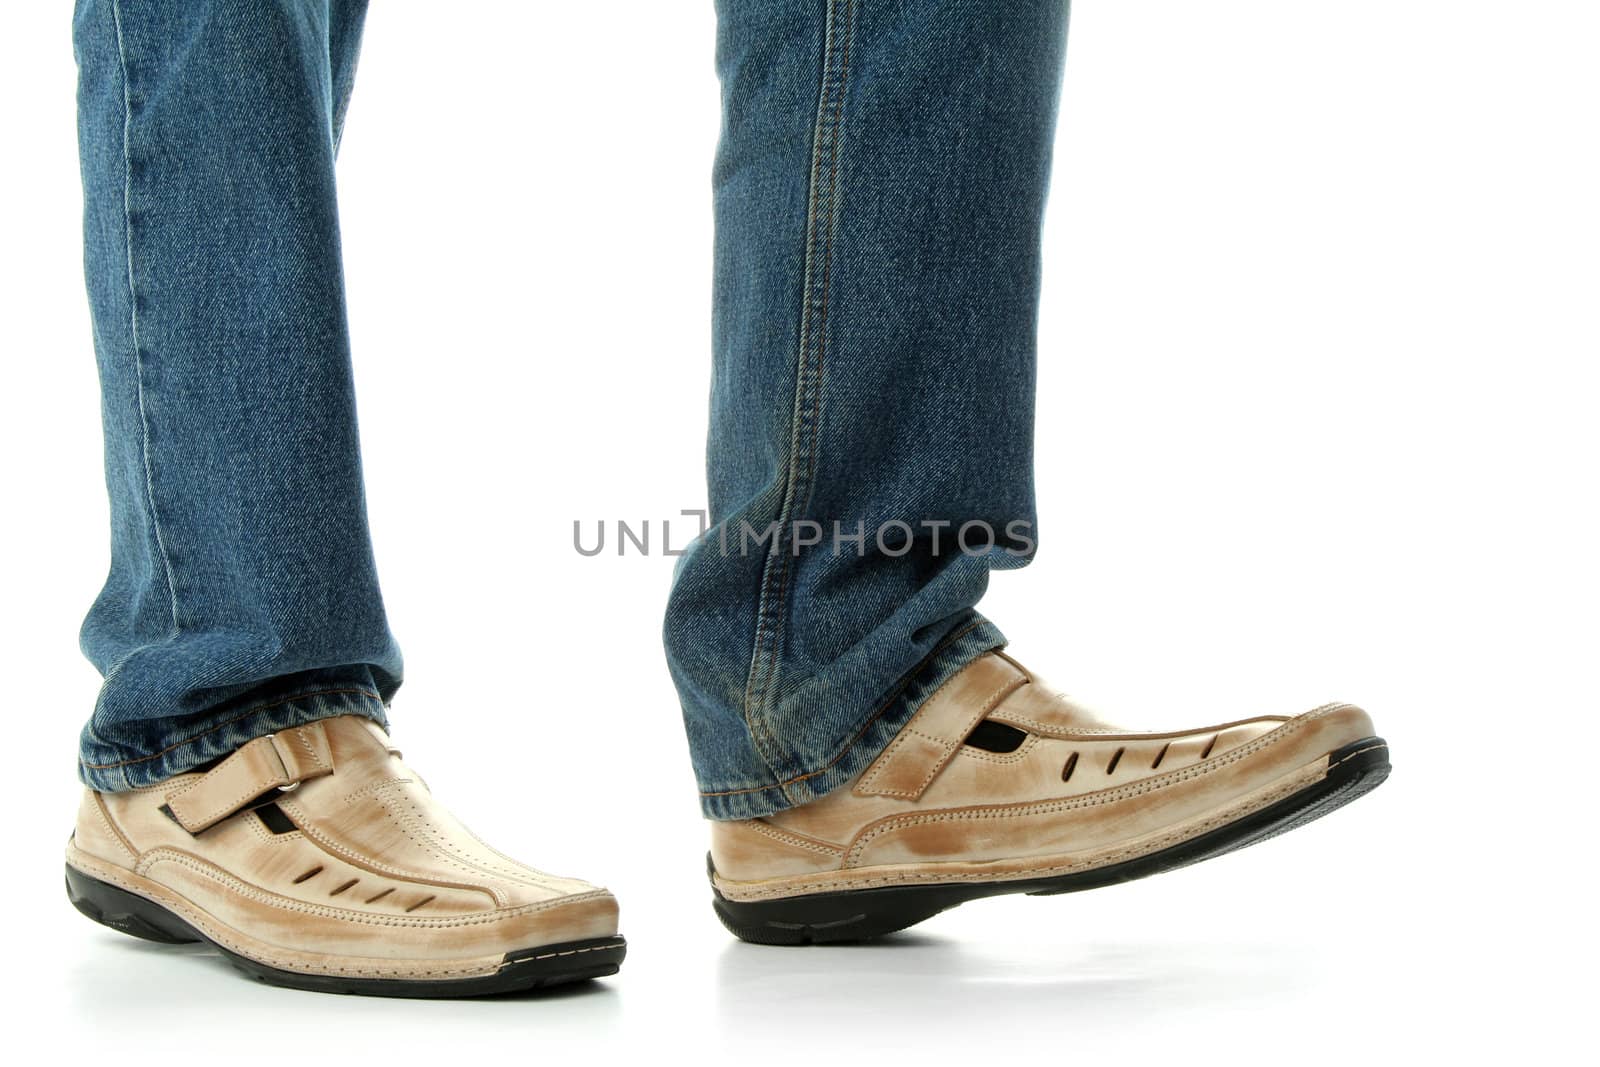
[108,0,183,639]
[740,0,860,795]
[79,684,390,791]
[703,616,1006,820]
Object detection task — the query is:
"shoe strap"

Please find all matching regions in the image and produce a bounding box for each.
[163,722,335,833]
[854,653,1028,800]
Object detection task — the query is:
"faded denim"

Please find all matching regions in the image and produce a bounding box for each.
[70,1,1069,814]
[666,0,1069,818]
[73,0,397,790]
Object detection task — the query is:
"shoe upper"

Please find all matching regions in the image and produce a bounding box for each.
[710,651,1376,892]
[70,716,618,963]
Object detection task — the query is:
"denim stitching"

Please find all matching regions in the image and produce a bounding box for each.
[78,686,382,769]
[108,0,182,638]
[741,0,860,790]
[704,616,990,797]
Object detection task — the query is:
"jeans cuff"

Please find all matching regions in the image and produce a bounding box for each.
[698,615,1007,820]
[78,685,390,792]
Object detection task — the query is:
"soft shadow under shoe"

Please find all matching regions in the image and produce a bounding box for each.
[66,716,624,996]
[709,651,1390,944]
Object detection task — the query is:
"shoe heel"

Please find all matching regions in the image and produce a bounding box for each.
[712,888,951,945]
[65,864,202,945]
[709,856,966,945]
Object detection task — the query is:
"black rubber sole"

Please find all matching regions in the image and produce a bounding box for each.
[712,736,1391,945]
[65,865,626,997]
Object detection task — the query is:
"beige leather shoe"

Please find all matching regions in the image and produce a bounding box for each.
[66,716,624,996]
[710,651,1390,943]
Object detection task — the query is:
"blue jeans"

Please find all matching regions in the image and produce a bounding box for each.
[73,0,1069,820]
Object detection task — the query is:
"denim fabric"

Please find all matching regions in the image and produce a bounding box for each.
[666,0,1070,818]
[73,0,399,790]
[70,0,1068,809]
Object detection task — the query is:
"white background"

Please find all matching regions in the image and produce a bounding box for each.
[2,1,1594,1061]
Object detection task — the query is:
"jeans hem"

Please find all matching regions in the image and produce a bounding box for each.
[78,685,390,792]
[698,616,1006,820]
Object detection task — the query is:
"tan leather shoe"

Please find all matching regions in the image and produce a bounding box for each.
[66,716,624,996]
[709,651,1390,944]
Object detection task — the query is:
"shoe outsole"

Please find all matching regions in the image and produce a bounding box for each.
[711,735,1391,945]
[65,865,626,998]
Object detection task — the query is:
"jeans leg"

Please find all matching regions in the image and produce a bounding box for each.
[666,0,1070,819]
[73,0,400,790]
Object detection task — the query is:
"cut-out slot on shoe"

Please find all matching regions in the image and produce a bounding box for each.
[1151,742,1171,770]
[292,866,323,885]
[329,879,358,897]
[254,802,298,835]
[1106,747,1125,775]
[963,720,1028,754]
[1061,752,1079,782]
[404,895,436,914]
[1200,735,1219,760]
[364,888,394,904]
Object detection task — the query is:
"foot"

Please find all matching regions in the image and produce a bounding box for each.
[709,651,1389,944]
[66,716,624,996]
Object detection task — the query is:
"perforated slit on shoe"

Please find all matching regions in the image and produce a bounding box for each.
[1061,752,1079,782]
[329,879,359,897]
[1105,747,1125,774]
[292,866,323,885]
[404,895,436,914]
[364,888,394,904]
[1200,734,1219,760]
[963,720,1028,754]
[1151,741,1171,769]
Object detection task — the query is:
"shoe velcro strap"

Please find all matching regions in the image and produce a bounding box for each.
[853,653,1028,800]
[163,722,335,833]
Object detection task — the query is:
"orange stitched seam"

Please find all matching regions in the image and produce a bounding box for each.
[741,0,859,784]
[80,687,382,769]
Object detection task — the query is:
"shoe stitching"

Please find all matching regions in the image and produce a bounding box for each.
[339,776,416,804]
[240,810,301,845]
[843,704,1355,866]
[1331,740,1387,766]
[384,784,574,897]
[988,713,1298,740]
[745,820,846,857]
[163,743,291,830]
[277,796,507,904]
[856,671,1024,798]
[133,849,610,929]
[954,736,1040,765]
[66,853,515,980]
[89,793,139,863]
[700,619,992,797]
[290,726,326,771]
[461,824,592,889]
[721,772,1314,900]
[529,944,618,961]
